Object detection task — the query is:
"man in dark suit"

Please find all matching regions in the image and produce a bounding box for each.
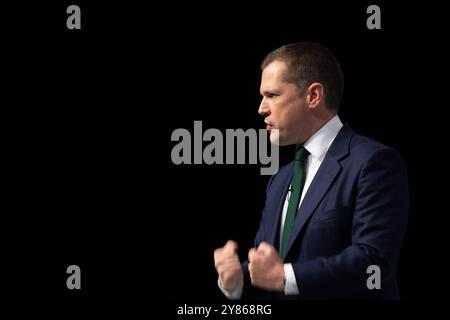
[214,42,409,299]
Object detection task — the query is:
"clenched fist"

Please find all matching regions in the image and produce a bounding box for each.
[214,240,243,292]
[248,241,284,291]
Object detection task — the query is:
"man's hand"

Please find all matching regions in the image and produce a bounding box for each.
[248,242,284,291]
[214,240,244,292]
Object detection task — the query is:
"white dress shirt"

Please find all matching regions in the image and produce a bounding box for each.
[220,115,344,299]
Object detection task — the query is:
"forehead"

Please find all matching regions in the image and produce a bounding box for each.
[261,60,288,86]
[260,60,290,92]
[262,60,287,80]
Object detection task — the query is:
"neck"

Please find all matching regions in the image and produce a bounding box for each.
[300,112,337,145]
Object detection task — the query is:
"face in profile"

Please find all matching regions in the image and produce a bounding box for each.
[258,60,310,146]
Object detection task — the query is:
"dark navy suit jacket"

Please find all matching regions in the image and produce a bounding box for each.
[242,125,409,299]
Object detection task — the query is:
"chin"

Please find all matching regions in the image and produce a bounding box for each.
[269,129,281,145]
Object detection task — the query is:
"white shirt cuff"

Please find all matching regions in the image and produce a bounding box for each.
[284,263,299,295]
[218,277,243,300]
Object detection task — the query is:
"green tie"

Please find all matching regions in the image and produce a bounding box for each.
[280,146,309,261]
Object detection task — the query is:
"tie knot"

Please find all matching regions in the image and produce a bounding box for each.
[294,146,309,161]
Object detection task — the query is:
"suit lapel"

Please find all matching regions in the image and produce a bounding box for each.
[285,124,353,257]
[285,158,341,253]
[268,163,293,248]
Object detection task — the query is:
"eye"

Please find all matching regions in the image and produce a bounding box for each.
[267,93,279,98]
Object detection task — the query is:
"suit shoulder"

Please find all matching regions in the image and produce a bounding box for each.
[348,133,405,166]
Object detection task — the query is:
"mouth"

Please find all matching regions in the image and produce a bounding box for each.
[265,121,274,132]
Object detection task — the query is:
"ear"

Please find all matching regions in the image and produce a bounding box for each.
[306,82,324,108]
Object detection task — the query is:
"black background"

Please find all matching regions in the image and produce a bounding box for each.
[2,0,448,304]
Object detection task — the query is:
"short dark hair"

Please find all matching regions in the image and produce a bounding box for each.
[261,42,344,111]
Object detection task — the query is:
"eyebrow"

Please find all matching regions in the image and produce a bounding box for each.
[260,90,280,96]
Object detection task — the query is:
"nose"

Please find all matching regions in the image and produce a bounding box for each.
[258,98,270,116]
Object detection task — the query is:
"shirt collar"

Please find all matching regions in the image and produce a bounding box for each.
[303,115,344,161]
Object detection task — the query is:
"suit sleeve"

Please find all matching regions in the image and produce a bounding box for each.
[241,174,277,300]
[292,148,409,299]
